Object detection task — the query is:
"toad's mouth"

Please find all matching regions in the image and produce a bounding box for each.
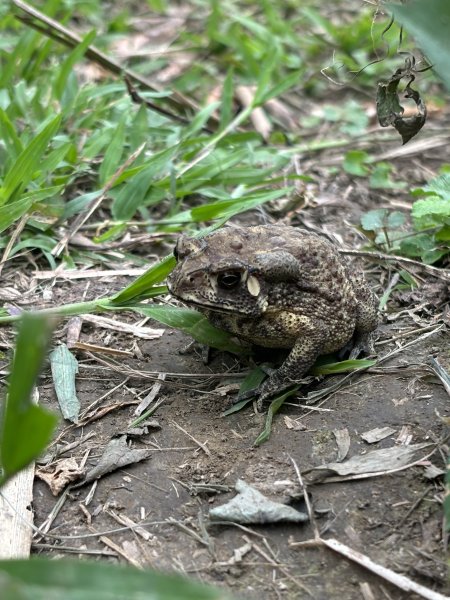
[172,294,259,317]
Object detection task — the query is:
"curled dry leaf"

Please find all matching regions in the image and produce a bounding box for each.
[309,442,431,478]
[36,458,84,496]
[73,435,153,488]
[209,479,308,524]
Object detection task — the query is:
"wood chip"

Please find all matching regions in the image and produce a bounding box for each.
[361,427,396,444]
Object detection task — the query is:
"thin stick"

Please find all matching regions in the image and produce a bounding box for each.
[170,420,211,456]
[0,213,28,276]
[12,0,203,121]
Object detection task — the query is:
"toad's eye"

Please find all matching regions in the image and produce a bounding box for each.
[217,271,241,290]
[173,246,179,261]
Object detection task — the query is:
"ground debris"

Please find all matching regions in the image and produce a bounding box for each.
[209,479,308,524]
[306,442,431,480]
[361,426,396,444]
[72,435,152,488]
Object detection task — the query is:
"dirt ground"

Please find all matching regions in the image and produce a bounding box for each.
[1,21,450,592]
[3,157,449,600]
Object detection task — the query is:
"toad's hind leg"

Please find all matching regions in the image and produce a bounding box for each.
[349,276,379,359]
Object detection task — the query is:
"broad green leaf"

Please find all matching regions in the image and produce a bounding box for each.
[412,198,450,230]
[343,150,369,177]
[421,173,450,198]
[360,209,387,231]
[0,558,230,600]
[369,163,406,190]
[0,315,57,484]
[0,114,61,206]
[387,0,450,92]
[124,305,245,354]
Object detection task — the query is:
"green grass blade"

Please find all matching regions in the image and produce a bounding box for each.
[0,107,23,162]
[0,196,33,234]
[0,114,62,206]
[254,389,297,446]
[0,315,58,485]
[256,70,301,105]
[0,558,231,600]
[112,255,176,304]
[98,116,126,186]
[54,30,97,101]
[311,358,376,375]
[220,67,235,129]
[124,305,245,354]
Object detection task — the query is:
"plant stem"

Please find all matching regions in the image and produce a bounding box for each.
[0,298,113,324]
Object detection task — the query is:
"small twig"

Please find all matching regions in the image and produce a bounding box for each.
[242,534,313,596]
[97,532,143,568]
[395,486,434,530]
[0,213,28,276]
[12,0,205,122]
[166,517,210,548]
[289,457,448,600]
[170,420,211,456]
[428,357,450,398]
[342,248,450,282]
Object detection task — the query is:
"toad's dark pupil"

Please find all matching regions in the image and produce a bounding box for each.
[217,271,241,289]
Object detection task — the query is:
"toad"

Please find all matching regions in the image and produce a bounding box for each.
[167,225,378,410]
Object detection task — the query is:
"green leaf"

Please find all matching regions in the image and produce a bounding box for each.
[112,146,177,220]
[0,196,33,235]
[343,150,369,177]
[387,0,450,92]
[0,315,58,484]
[0,558,229,600]
[369,163,406,190]
[254,389,297,446]
[311,358,376,375]
[190,187,289,222]
[220,67,235,129]
[112,255,176,304]
[421,173,450,198]
[54,30,97,101]
[412,198,450,230]
[98,116,126,186]
[360,209,387,231]
[0,114,62,206]
[125,305,245,354]
[253,43,280,105]
[256,70,301,105]
[222,367,267,415]
[0,107,23,161]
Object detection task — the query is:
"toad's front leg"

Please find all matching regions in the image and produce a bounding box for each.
[255,326,326,411]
